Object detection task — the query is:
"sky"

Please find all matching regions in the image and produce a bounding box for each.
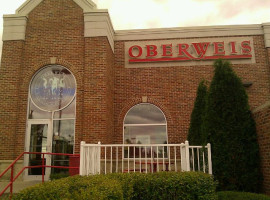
[0,0,270,59]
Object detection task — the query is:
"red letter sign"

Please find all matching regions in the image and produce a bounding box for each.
[241,41,251,54]
[178,43,194,59]
[229,41,237,54]
[162,44,173,57]
[129,45,143,58]
[146,45,158,57]
[192,42,210,58]
[213,42,225,55]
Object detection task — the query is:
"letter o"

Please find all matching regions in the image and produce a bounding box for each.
[128,45,143,58]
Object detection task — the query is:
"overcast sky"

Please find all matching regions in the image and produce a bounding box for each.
[0,0,270,59]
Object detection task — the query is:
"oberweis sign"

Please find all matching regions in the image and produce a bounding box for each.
[125,37,255,68]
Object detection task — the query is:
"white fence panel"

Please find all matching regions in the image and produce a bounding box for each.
[80,141,101,175]
[79,141,212,176]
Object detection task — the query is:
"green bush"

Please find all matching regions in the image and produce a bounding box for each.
[217,191,270,200]
[13,172,217,200]
[203,59,262,192]
[106,173,135,200]
[129,172,217,200]
[13,175,123,200]
[49,172,69,180]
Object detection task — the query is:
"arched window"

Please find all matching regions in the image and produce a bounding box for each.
[123,103,167,158]
[26,65,76,178]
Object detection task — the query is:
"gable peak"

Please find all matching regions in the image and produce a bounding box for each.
[16,0,97,15]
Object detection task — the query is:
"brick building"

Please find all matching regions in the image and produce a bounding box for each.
[0,0,269,194]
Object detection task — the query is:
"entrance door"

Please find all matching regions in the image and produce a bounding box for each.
[24,120,52,180]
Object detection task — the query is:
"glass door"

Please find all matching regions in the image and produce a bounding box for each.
[24,120,52,180]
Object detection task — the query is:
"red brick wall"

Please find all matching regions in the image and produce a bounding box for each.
[15,0,86,156]
[253,102,270,195]
[0,41,24,160]
[83,37,114,145]
[113,35,270,144]
[0,0,114,159]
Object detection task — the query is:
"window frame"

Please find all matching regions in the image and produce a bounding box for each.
[26,65,77,154]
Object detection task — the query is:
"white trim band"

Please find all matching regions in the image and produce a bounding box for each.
[115,24,264,41]
[262,23,270,48]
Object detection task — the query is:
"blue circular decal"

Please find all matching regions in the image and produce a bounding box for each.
[30,65,76,111]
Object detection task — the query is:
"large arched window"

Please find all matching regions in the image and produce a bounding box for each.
[123,103,167,158]
[26,65,76,178]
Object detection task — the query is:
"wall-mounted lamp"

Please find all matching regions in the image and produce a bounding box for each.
[243,82,253,88]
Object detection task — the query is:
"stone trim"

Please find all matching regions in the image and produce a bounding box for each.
[115,24,264,41]
[0,160,23,163]
[15,0,96,15]
[252,101,270,113]
[2,15,28,41]
[73,0,97,12]
[84,11,115,52]
[263,23,270,48]
[15,0,43,15]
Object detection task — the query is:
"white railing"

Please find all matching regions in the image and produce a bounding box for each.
[79,141,212,176]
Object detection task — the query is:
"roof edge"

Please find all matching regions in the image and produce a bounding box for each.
[15,0,97,16]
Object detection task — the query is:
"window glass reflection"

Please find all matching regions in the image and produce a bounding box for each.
[124,126,168,158]
[52,120,74,153]
[124,126,167,144]
[54,98,76,119]
[29,124,48,175]
[124,104,166,124]
[51,120,75,174]
[28,101,52,119]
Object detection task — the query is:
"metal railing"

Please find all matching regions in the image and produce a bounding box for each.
[0,152,79,199]
[80,141,212,176]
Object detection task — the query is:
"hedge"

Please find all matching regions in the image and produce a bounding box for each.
[13,172,217,200]
[217,191,270,200]
[13,175,123,200]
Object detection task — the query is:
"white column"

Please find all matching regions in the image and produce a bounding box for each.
[79,141,86,175]
[207,143,213,175]
[185,141,190,172]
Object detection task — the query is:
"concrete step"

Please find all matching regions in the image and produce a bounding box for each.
[0,180,42,195]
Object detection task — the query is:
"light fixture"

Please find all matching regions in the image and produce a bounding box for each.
[243,82,253,88]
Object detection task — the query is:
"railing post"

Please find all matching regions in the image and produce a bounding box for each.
[42,153,45,183]
[97,142,101,174]
[185,141,190,171]
[207,143,212,175]
[180,143,185,171]
[80,141,86,175]
[10,165,14,198]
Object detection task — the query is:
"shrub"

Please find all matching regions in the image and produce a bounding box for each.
[129,172,217,200]
[106,173,135,200]
[13,175,123,200]
[188,80,208,145]
[217,191,270,200]
[49,172,69,180]
[13,172,217,200]
[203,59,262,192]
